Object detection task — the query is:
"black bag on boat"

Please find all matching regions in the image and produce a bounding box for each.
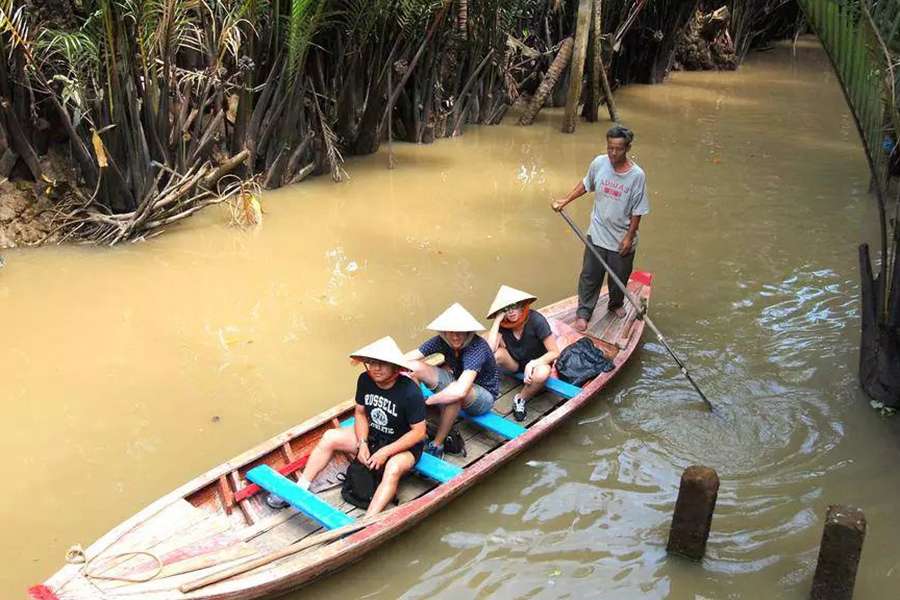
[340,459,381,509]
[555,337,614,386]
[426,421,467,456]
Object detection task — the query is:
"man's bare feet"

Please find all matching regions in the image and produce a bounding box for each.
[609,306,627,318]
[574,317,588,332]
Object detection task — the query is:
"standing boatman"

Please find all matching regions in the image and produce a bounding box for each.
[551,125,650,332]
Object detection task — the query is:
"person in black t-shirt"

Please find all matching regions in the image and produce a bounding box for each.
[293,337,426,517]
[486,285,560,422]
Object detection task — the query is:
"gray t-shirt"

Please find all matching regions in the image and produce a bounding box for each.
[582,156,650,252]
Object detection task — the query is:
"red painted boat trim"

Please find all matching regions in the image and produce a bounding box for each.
[27,585,60,600]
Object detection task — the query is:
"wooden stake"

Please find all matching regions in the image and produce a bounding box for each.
[666,466,719,560]
[562,0,593,133]
[810,505,866,600]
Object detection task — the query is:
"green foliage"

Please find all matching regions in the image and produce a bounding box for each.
[286,0,322,78]
[396,0,443,39]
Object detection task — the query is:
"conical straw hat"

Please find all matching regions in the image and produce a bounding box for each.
[349,336,413,370]
[427,303,485,332]
[486,285,537,319]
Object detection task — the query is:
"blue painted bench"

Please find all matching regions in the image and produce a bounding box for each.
[511,372,582,400]
[417,384,526,440]
[246,464,354,529]
[339,417,462,483]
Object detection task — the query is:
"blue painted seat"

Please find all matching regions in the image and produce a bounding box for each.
[338,416,462,483]
[415,451,462,482]
[246,465,354,529]
[461,409,525,439]
[511,372,582,400]
[418,384,525,439]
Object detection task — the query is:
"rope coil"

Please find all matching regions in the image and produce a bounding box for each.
[65,544,164,583]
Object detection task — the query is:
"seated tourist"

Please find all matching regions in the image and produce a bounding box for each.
[270,336,426,517]
[486,285,559,422]
[407,303,500,458]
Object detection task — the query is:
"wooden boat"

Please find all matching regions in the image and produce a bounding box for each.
[30,272,653,600]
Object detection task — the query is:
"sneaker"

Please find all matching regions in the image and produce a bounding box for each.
[512,394,527,422]
[424,441,444,459]
[265,493,290,510]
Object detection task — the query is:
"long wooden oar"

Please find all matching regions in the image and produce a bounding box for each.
[179,508,398,593]
[557,208,715,412]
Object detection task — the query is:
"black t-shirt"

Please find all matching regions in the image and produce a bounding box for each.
[355,373,426,452]
[500,310,553,367]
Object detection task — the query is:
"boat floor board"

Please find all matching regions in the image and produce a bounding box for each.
[547,281,645,346]
[397,475,438,504]
[246,512,323,554]
[87,501,217,581]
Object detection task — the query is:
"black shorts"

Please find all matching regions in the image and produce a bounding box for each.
[368,437,423,464]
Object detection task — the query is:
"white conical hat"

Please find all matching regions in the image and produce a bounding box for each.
[349,336,413,370]
[486,285,538,319]
[426,303,485,332]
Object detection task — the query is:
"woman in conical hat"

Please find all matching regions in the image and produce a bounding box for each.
[406,303,500,459]
[486,285,559,422]
[268,336,426,517]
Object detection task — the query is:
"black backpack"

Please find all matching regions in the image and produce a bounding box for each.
[555,337,614,386]
[426,421,467,456]
[340,460,382,509]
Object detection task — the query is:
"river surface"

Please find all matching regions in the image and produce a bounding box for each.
[2,39,899,598]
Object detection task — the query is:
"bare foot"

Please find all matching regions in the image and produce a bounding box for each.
[574,317,588,332]
[610,306,626,318]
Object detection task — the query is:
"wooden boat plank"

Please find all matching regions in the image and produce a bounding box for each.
[101,544,259,592]
[396,475,438,504]
[88,501,214,578]
[246,514,322,554]
[443,433,497,469]
[55,575,107,600]
[92,517,237,588]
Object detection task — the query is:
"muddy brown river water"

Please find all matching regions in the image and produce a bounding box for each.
[2,39,899,599]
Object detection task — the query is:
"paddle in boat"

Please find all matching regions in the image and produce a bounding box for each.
[29,272,652,600]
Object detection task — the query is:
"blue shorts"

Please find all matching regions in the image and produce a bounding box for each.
[431,368,495,416]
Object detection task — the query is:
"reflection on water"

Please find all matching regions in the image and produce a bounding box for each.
[2,38,900,598]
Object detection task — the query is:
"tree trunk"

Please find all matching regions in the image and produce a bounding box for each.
[562,0,593,133]
[858,243,900,407]
[584,0,600,123]
[519,37,574,126]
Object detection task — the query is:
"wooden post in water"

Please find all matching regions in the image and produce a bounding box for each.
[562,0,593,133]
[666,465,719,560]
[810,505,866,600]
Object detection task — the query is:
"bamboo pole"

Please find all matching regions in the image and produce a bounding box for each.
[179,508,399,593]
[562,0,593,133]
